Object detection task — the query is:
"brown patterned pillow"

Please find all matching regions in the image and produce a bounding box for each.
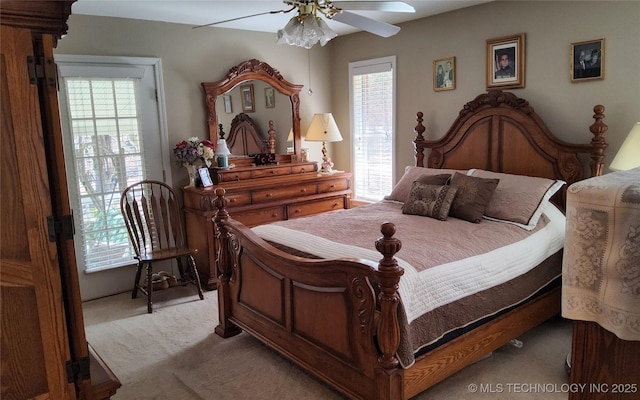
[402,183,458,220]
[384,166,464,203]
[449,172,500,223]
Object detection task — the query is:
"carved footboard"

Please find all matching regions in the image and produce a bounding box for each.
[213,188,404,399]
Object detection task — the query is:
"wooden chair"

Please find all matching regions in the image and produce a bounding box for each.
[120,180,204,313]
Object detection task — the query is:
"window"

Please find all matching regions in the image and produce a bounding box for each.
[56,56,168,272]
[349,56,396,202]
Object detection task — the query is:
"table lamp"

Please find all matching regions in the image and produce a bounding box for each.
[305,113,343,173]
[215,138,231,168]
[609,122,640,171]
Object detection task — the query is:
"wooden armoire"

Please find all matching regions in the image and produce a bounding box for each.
[0,1,120,399]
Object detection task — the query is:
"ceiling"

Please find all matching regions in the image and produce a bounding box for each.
[71,0,491,37]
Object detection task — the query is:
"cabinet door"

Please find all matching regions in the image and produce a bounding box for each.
[0,25,75,400]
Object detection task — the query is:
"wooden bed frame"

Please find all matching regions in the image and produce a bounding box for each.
[211,90,608,399]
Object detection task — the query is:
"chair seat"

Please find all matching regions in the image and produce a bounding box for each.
[137,247,198,262]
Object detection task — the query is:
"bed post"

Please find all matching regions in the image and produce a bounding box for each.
[588,105,608,177]
[213,187,242,338]
[413,112,426,167]
[374,222,405,399]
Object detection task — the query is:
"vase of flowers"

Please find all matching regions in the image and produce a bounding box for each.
[173,137,215,187]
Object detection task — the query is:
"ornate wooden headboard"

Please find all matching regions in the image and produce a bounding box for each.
[226,113,276,155]
[413,90,608,208]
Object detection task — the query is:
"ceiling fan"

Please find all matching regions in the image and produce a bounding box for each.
[194,1,415,49]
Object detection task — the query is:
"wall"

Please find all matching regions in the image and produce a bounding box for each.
[330,1,640,179]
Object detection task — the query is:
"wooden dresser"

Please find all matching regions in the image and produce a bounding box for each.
[183,162,352,289]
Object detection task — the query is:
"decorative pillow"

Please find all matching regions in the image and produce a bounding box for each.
[469,169,566,230]
[384,166,465,203]
[448,172,500,223]
[402,182,458,220]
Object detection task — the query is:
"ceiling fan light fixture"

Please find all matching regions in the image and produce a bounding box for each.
[276,6,337,49]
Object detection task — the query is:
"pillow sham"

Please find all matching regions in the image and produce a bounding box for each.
[469,169,565,230]
[402,182,458,220]
[384,166,465,203]
[448,172,500,223]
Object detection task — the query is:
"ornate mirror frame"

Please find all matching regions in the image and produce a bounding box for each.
[202,59,303,160]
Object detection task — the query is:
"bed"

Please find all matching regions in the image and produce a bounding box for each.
[211,90,608,399]
[224,112,275,156]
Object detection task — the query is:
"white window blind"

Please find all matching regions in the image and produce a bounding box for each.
[349,57,396,202]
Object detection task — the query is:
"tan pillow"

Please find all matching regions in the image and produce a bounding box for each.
[469,169,565,230]
[449,172,500,223]
[384,166,464,203]
[402,183,458,220]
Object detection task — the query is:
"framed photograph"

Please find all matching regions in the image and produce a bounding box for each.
[571,39,604,82]
[197,167,213,188]
[433,56,456,91]
[223,94,233,114]
[240,84,254,112]
[486,33,525,89]
[264,87,275,108]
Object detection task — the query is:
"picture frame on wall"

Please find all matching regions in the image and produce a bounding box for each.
[433,56,456,91]
[571,39,605,82]
[223,94,233,114]
[486,33,525,89]
[265,87,275,108]
[240,84,254,112]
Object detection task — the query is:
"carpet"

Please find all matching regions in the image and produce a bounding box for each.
[83,287,572,399]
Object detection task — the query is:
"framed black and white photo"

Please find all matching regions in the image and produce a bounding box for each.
[240,84,254,112]
[486,33,525,89]
[264,87,275,108]
[433,56,456,91]
[198,167,213,188]
[223,94,233,114]
[571,39,605,82]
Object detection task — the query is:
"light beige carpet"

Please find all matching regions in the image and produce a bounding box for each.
[83,288,573,400]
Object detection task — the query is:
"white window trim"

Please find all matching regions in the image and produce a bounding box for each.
[348,56,397,201]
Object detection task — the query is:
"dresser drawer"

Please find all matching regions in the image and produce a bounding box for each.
[318,178,349,193]
[217,170,253,182]
[223,192,251,207]
[251,167,291,178]
[252,184,317,203]
[291,164,316,174]
[233,206,285,227]
[288,197,345,219]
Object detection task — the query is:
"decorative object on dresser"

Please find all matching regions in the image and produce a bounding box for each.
[562,168,640,400]
[305,113,343,173]
[211,90,608,400]
[1,0,121,398]
[173,137,215,187]
[609,122,640,171]
[215,136,231,168]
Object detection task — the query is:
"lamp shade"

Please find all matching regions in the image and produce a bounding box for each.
[287,128,294,142]
[215,138,231,156]
[305,113,343,142]
[610,122,640,171]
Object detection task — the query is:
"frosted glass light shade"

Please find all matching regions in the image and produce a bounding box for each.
[610,122,640,171]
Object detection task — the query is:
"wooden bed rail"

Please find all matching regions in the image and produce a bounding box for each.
[212,187,408,396]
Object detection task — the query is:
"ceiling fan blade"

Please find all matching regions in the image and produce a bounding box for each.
[332,10,401,37]
[192,6,295,29]
[334,1,415,13]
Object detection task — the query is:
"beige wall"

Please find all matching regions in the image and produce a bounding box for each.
[56,15,332,187]
[330,1,640,178]
[57,0,639,190]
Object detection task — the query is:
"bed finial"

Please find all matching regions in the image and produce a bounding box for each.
[268,120,276,154]
[375,222,404,369]
[589,105,608,177]
[414,112,426,167]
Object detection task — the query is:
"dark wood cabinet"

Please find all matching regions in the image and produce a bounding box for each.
[0,2,120,398]
[183,163,352,289]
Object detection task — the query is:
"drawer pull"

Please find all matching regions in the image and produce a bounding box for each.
[300,168,306,173]
[293,209,300,214]
[270,170,276,174]
[266,193,273,198]
[272,213,279,217]
[300,188,307,193]
[229,198,236,203]
[330,184,336,189]
[234,175,240,181]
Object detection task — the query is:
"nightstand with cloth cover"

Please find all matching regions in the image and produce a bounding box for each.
[562,167,640,400]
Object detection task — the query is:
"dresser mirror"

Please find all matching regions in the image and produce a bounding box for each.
[202,59,303,162]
